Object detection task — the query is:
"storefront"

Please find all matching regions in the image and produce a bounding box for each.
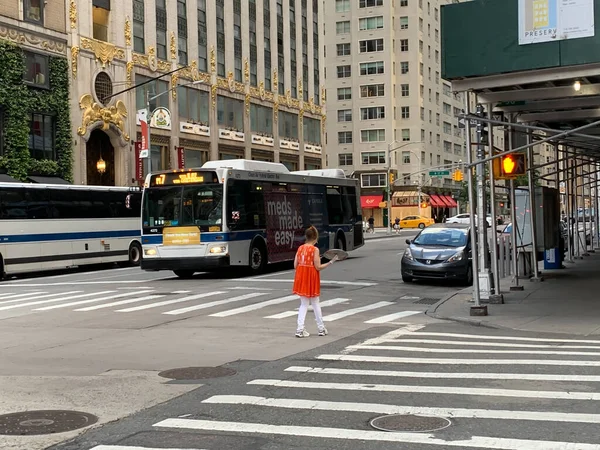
[428,193,458,222]
[391,191,432,220]
[361,195,384,227]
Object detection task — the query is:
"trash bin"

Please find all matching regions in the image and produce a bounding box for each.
[544,247,561,269]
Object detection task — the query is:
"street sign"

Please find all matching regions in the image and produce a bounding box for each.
[457,117,481,129]
[429,170,450,177]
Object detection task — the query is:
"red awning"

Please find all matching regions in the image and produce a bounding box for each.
[361,195,383,209]
[429,194,445,208]
[440,195,458,208]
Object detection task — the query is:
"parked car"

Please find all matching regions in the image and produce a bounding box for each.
[398,215,435,229]
[401,223,473,285]
[447,213,491,227]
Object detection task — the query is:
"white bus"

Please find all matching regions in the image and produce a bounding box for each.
[0,182,142,278]
[141,159,364,277]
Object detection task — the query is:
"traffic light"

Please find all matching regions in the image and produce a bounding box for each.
[452,169,463,181]
[389,172,395,185]
[493,153,526,179]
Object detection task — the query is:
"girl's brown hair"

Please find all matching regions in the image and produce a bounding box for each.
[305,225,318,242]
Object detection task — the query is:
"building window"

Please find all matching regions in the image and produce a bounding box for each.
[276,0,285,94]
[399,39,409,51]
[402,129,411,141]
[338,87,352,100]
[337,109,353,122]
[399,62,409,74]
[178,87,210,123]
[249,0,258,86]
[216,0,226,76]
[288,0,296,97]
[359,39,384,53]
[198,0,208,72]
[23,52,49,89]
[359,16,384,30]
[360,84,384,97]
[402,151,411,164]
[401,106,410,119]
[312,0,320,104]
[436,113,440,125]
[337,43,351,56]
[29,113,55,160]
[360,106,385,120]
[132,0,145,53]
[401,0,408,5]
[335,0,350,12]
[303,117,321,144]
[443,103,452,115]
[264,0,272,90]
[435,8,439,20]
[338,131,353,144]
[279,111,299,139]
[339,153,353,166]
[337,65,351,78]
[443,122,451,134]
[177,0,188,65]
[359,0,383,7]
[217,96,244,130]
[401,84,409,97]
[93,2,110,41]
[444,141,452,153]
[361,173,386,187]
[250,103,274,135]
[362,151,385,164]
[233,0,242,81]
[135,75,169,111]
[156,0,167,60]
[359,61,384,75]
[24,0,43,24]
[336,20,351,34]
[361,129,385,142]
[400,16,408,29]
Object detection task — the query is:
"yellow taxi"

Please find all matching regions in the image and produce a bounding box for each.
[398,215,435,230]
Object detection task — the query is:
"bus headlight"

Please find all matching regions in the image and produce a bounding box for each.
[209,245,228,254]
[144,247,158,256]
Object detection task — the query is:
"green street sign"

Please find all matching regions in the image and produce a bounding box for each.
[429,170,450,177]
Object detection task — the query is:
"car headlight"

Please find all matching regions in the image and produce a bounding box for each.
[447,251,464,263]
[209,245,228,254]
[144,247,157,256]
[403,248,414,261]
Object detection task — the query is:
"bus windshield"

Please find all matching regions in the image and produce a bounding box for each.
[143,184,223,230]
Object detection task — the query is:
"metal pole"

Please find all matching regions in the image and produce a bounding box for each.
[507,115,522,290]
[555,144,564,266]
[387,142,392,235]
[464,94,482,308]
[475,103,491,298]
[587,160,595,253]
[595,164,600,250]
[565,153,574,263]
[487,104,501,299]
[146,90,152,174]
[572,157,581,259]
[526,130,542,281]
[417,154,422,217]
[581,160,590,256]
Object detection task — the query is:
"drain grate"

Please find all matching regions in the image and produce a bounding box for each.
[0,410,98,435]
[370,414,451,433]
[412,297,440,305]
[158,366,236,380]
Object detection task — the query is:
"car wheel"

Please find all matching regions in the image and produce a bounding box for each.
[402,273,413,283]
[173,270,195,279]
[418,223,425,229]
[464,265,473,286]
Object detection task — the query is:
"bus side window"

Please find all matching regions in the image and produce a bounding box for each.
[342,186,357,222]
[326,187,344,225]
[0,188,27,219]
[26,189,50,219]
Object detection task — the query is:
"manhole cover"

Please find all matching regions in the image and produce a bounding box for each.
[370,414,451,433]
[0,410,98,435]
[413,298,440,305]
[158,366,236,380]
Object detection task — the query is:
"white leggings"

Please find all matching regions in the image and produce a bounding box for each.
[297,296,324,331]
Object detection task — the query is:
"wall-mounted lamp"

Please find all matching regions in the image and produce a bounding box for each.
[574,80,581,91]
[97,156,106,174]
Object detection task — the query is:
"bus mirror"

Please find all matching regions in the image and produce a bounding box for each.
[125,194,132,209]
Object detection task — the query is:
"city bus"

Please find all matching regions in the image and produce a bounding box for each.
[0,182,142,278]
[141,159,363,277]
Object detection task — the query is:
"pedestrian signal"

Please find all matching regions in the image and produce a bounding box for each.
[452,169,463,181]
[493,153,526,179]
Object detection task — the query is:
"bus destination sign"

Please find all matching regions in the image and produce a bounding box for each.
[150,172,215,186]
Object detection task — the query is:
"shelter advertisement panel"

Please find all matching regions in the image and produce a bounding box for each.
[518,0,594,45]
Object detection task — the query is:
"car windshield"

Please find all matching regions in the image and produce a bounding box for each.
[413,228,468,247]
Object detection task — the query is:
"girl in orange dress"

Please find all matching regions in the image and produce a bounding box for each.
[293,225,338,338]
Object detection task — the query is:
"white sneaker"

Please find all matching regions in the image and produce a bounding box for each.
[295,329,310,338]
[318,327,328,336]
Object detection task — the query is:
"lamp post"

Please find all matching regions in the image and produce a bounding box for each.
[386,141,423,234]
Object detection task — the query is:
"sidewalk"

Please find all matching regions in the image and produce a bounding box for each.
[363,228,418,240]
[427,251,600,335]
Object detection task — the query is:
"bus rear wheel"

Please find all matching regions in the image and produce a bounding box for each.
[128,242,142,266]
[335,234,346,251]
[249,243,267,274]
[174,270,195,279]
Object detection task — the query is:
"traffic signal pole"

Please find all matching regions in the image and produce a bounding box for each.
[526,130,542,281]
[487,105,502,302]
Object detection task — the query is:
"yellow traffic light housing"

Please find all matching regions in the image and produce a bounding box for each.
[389,172,395,184]
[452,169,463,181]
[493,153,526,179]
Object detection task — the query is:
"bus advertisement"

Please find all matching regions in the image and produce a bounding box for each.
[141,160,364,277]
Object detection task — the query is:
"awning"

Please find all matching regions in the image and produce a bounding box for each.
[27,176,71,185]
[439,195,458,208]
[361,195,383,209]
[429,194,445,208]
[0,174,19,183]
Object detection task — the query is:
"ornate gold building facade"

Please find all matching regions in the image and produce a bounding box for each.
[69,0,326,186]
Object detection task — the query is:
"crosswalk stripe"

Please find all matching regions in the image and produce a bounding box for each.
[0,291,46,305]
[284,365,600,382]
[210,295,298,317]
[387,338,600,349]
[323,301,393,321]
[202,394,600,424]
[153,418,600,449]
[116,291,227,312]
[89,446,206,450]
[247,378,600,401]
[163,292,267,315]
[364,311,420,323]
[0,291,86,311]
[349,345,600,356]
[75,295,165,311]
[34,290,156,311]
[0,292,15,300]
[410,331,600,344]
[316,354,600,366]
[264,298,351,319]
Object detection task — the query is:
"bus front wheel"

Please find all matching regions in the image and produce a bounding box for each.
[128,242,142,266]
[249,243,267,274]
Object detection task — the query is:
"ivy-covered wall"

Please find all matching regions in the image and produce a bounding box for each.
[0,40,72,182]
